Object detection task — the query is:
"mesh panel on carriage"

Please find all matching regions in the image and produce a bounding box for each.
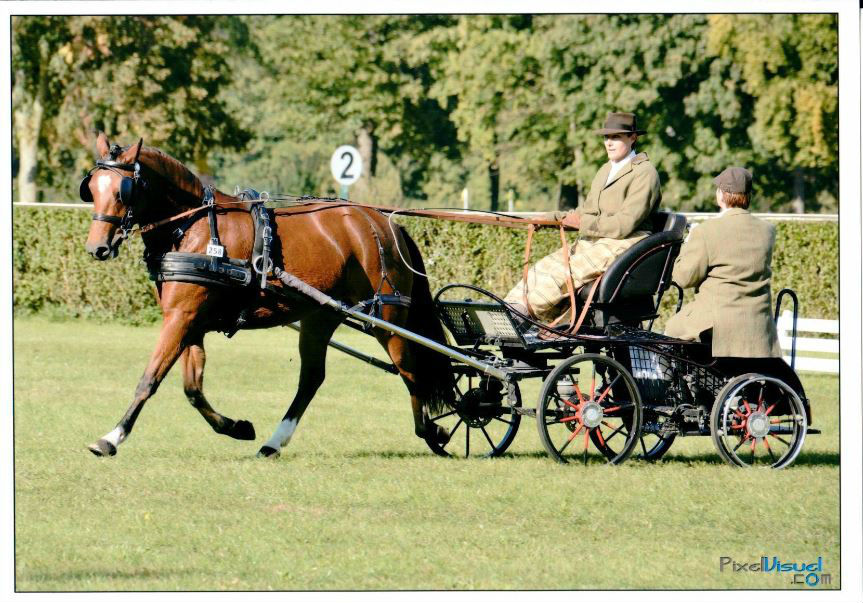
[437,301,523,346]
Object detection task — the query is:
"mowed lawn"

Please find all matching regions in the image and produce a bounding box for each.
[13,316,839,591]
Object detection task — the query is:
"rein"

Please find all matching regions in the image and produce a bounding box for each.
[119,195,573,241]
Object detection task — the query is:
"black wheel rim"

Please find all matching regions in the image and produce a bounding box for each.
[426,373,521,458]
[538,354,641,465]
[636,411,676,461]
[713,376,807,468]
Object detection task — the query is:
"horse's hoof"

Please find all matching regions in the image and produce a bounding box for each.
[430,425,451,446]
[256,446,280,459]
[87,439,117,457]
[231,420,256,441]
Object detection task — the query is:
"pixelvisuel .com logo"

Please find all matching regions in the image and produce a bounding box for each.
[719,556,831,587]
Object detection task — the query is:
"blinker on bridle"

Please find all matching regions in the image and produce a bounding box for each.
[80,142,147,241]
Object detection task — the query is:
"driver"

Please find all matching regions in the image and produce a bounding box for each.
[664,167,782,358]
[504,111,662,323]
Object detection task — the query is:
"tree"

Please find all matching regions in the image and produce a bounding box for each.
[232,15,460,202]
[12,16,251,202]
[705,14,838,212]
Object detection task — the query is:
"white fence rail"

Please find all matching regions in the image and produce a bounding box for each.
[776,310,838,374]
[11,202,839,223]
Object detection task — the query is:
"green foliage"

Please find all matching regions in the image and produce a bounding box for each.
[13,207,837,323]
[703,14,838,212]
[13,15,837,212]
[13,208,160,324]
[13,15,251,200]
[771,221,839,319]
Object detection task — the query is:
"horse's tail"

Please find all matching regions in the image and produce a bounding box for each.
[399,229,455,416]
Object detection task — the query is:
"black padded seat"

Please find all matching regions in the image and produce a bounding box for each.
[578,211,687,327]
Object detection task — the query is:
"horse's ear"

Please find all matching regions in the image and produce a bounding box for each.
[122,138,144,163]
[95,132,111,157]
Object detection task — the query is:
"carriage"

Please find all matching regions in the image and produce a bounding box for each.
[79,136,815,468]
[323,211,814,468]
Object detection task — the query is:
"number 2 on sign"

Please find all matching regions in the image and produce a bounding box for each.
[340,152,354,180]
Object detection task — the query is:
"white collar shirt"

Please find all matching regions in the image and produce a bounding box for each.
[605,149,637,185]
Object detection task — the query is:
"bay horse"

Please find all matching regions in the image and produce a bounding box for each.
[81,133,453,457]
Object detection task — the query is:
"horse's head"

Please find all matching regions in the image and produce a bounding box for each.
[82,133,146,260]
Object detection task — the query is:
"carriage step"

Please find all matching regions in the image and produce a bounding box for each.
[514,407,537,418]
[808,428,821,434]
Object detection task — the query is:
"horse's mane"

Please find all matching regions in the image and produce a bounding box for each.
[138,146,205,202]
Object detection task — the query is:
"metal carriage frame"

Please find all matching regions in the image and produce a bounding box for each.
[303,212,815,469]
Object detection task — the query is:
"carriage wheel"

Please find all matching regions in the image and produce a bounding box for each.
[633,409,676,461]
[710,373,807,469]
[537,353,642,465]
[424,373,521,458]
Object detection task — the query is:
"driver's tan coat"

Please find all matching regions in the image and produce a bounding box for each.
[664,208,782,358]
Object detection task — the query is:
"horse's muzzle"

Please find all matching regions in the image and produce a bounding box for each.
[85,239,120,261]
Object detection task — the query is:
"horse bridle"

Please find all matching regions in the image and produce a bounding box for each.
[79,144,148,241]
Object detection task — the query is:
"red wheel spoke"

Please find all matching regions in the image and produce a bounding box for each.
[762,437,777,462]
[566,424,584,443]
[560,415,581,423]
[742,399,753,415]
[595,374,621,404]
[583,428,590,451]
[732,434,751,452]
[564,397,581,411]
[750,437,757,453]
[589,372,596,402]
[594,427,606,447]
[757,386,765,413]
[730,423,745,430]
[764,403,776,416]
[574,384,587,405]
[733,408,746,421]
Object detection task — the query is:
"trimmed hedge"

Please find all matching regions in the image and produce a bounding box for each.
[12,207,838,324]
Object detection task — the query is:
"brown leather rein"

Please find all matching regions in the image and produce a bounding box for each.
[130,196,568,236]
[128,196,586,334]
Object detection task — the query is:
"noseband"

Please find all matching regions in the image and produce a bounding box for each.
[80,145,148,242]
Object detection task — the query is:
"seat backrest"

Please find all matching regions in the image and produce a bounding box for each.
[650,211,687,238]
[595,211,687,306]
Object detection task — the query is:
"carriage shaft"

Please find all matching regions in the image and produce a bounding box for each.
[274,268,512,382]
[287,323,400,375]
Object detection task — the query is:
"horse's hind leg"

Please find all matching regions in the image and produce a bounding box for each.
[257,312,342,458]
[87,311,193,457]
[180,336,255,441]
[372,327,450,446]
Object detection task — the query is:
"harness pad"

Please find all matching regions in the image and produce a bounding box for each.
[147,252,252,287]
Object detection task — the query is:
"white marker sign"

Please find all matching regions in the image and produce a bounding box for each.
[330,145,363,186]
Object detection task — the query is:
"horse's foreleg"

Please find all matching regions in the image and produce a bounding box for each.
[88,311,194,457]
[180,337,255,441]
[257,312,342,458]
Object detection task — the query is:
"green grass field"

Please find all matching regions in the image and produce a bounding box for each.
[13,316,839,591]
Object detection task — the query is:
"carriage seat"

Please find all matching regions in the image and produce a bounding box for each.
[578,211,687,327]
